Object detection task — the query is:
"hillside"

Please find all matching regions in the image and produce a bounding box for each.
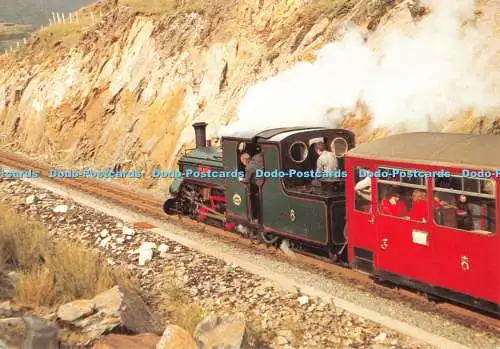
[0,0,499,191]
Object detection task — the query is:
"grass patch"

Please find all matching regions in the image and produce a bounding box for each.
[303,0,353,14]
[281,315,306,347]
[242,314,272,349]
[119,0,210,15]
[27,9,98,53]
[0,269,14,300]
[158,279,211,334]
[0,208,50,269]
[35,23,87,50]
[0,205,134,307]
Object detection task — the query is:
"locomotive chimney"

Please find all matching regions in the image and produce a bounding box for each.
[193,122,208,148]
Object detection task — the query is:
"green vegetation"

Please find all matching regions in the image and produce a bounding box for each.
[0,205,134,307]
[119,0,352,16]
[35,22,87,50]
[119,0,209,15]
[159,279,211,334]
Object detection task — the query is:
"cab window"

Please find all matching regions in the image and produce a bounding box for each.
[433,176,496,235]
[376,167,428,222]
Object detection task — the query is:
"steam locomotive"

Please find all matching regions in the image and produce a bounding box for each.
[164,122,500,317]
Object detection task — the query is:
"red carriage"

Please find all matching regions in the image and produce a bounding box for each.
[345,132,499,315]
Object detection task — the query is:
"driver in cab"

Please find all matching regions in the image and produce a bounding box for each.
[313,141,337,185]
[240,152,264,187]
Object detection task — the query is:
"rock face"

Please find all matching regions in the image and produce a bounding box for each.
[0,0,441,190]
[57,286,163,344]
[194,315,246,349]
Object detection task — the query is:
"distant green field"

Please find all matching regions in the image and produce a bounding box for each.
[0,0,95,53]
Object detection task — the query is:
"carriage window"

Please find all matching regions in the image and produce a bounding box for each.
[354,167,372,213]
[376,167,428,222]
[433,176,496,235]
[289,141,308,163]
[332,137,349,158]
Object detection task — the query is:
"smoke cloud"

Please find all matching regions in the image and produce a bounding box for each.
[220,0,500,137]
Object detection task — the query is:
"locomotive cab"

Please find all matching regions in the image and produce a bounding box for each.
[223,127,355,258]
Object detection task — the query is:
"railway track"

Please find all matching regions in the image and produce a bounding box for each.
[0,150,499,338]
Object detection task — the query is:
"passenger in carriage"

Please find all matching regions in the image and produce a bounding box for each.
[433,178,455,204]
[354,176,372,212]
[355,176,372,201]
[467,196,488,231]
[455,194,473,230]
[380,189,408,217]
[409,189,427,222]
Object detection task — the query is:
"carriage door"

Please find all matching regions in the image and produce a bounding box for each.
[374,167,435,285]
[223,140,250,221]
[348,165,377,273]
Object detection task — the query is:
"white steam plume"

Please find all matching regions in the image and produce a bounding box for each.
[220,0,500,137]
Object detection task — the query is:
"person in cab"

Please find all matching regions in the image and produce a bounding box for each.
[240,152,264,223]
[315,142,337,174]
[240,152,264,187]
[311,142,338,187]
[380,190,408,217]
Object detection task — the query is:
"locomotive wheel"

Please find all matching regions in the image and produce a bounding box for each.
[260,231,280,245]
[163,198,178,215]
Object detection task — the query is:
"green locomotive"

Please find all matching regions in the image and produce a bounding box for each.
[164,122,355,261]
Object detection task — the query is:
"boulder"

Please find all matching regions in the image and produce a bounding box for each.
[53,205,68,213]
[56,300,96,322]
[59,286,163,345]
[25,195,40,205]
[194,315,246,349]
[92,333,161,349]
[0,301,13,317]
[297,295,309,306]
[0,317,25,347]
[156,325,196,349]
[22,316,59,349]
